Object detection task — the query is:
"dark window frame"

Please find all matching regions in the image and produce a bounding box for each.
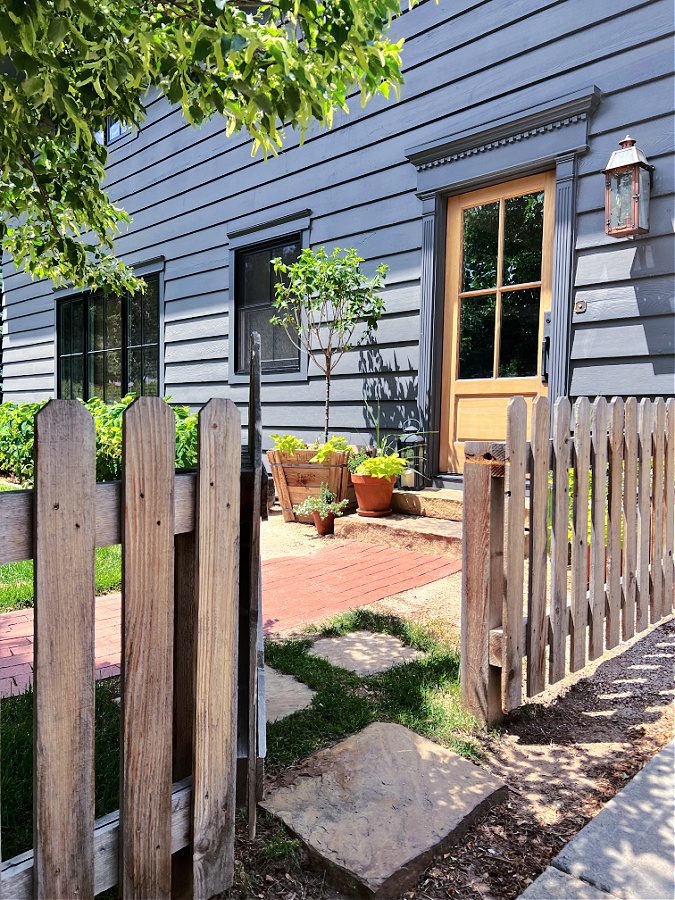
[226,208,311,385]
[105,116,131,146]
[234,234,303,377]
[56,275,160,402]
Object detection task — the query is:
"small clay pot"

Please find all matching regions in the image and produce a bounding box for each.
[312,511,335,536]
[351,474,396,517]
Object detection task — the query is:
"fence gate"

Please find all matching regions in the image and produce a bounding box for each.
[0,368,264,898]
[461,395,674,725]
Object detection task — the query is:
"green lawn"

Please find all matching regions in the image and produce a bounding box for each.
[0,480,123,611]
[0,545,122,612]
[1,610,478,884]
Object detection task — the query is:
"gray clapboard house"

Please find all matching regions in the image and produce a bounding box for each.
[2,0,674,476]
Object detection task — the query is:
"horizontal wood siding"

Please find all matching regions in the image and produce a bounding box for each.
[3,0,673,422]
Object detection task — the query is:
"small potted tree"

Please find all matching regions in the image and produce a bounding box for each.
[267,247,387,521]
[293,484,349,535]
[271,247,387,442]
[350,452,408,517]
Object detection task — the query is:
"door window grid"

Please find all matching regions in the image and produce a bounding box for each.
[457,190,544,380]
[57,276,159,401]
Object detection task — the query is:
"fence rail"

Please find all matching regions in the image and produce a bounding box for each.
[462,395,674,725]
[0,387,261,898]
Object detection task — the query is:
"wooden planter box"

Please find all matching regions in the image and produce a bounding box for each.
[267,449,355,523]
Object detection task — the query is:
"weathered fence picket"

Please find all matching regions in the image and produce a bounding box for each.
[463,395,674,726]
[0,350,263,898]
[34,402,97,900]
[121,399,176,899]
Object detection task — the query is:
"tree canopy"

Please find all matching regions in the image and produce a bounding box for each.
[0,0,406,293]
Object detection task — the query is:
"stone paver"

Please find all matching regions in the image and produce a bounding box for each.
[261,721,506,898]
[552,740,675,900]
[334,514,462,559]
[520,868,618,899]
[309,630,423,675]
[265,666,316,723]
[0,540,460,696]
[520,740,674,900]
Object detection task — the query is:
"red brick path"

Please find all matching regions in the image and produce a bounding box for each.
[0,540,460,697]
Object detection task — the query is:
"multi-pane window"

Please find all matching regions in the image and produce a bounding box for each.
[235,236,301,375]
[106,117,131,144]
[58,275,159,401]
[458,190,545,379]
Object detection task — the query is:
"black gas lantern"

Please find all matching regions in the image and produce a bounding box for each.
[397,424,426,491]
[604,135,653,238]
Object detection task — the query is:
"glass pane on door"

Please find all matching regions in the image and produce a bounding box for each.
[502,192,544,285]
[462,203,499,291]
[458,294,496,379]
[498,288,540,377]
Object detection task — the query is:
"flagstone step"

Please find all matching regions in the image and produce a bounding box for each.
[261,722,507,898]
[334,513,462,559]
[391,487,464,521]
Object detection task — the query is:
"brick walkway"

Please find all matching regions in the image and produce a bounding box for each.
[0,540,461,698]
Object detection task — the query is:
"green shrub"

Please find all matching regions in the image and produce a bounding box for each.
[0,396,198,485]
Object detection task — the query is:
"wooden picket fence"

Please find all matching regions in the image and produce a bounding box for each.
[0,336,265,899]
[461,395,674,726]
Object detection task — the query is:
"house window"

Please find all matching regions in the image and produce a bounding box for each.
[235,236,301,374]
[105,116,131,145]
[58,275,160,401]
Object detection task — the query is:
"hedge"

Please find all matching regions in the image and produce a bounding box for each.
[0,396,198,484]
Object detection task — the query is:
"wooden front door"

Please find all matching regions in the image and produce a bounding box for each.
[440,172,555,472]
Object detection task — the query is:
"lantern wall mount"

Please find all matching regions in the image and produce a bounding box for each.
[604,134,653,238]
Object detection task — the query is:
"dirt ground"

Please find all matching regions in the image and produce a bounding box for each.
[245,513,674,900]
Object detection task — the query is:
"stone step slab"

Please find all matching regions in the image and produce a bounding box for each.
[261,722,507,898]
[334,514,462,559]
[391,487,464,521]
[264,666,316,723]
[308,630,423,676]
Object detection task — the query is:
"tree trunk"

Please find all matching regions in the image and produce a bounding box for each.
[324,373,331,443]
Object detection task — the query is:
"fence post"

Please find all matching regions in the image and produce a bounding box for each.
[461,441,504,727]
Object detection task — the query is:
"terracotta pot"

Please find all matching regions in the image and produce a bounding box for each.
[351,474,396,517]
[312,510,336,536]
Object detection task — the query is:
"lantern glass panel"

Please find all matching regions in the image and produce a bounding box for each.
[609,171,633,230]
[639,167,651,231]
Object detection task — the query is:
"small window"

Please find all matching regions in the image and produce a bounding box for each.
[235,236,301,375]
[106,116,131,145]
[58,275,160,401]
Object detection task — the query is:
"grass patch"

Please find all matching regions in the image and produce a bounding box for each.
[1,608,478,885]
[1,679,121,862]
[0,481,123,611]
[266,609,481,774]
[0,545,122,612]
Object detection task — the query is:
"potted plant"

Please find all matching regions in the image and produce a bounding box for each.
[350,452,408,517]
[293,484,349,536]
[267,434,356,523]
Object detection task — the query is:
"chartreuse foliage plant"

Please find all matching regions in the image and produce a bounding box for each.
[354,452,407,479]
[309,436,350,463]
[1,0,408,294]
[270,434,307,456]
[271,248,388,441]
[0,396,197,484]
[270,434,352,462]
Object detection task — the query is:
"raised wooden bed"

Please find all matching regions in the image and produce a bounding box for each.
[267,449,355,523]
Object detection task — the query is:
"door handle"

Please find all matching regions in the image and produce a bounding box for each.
[541,312,552,385]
